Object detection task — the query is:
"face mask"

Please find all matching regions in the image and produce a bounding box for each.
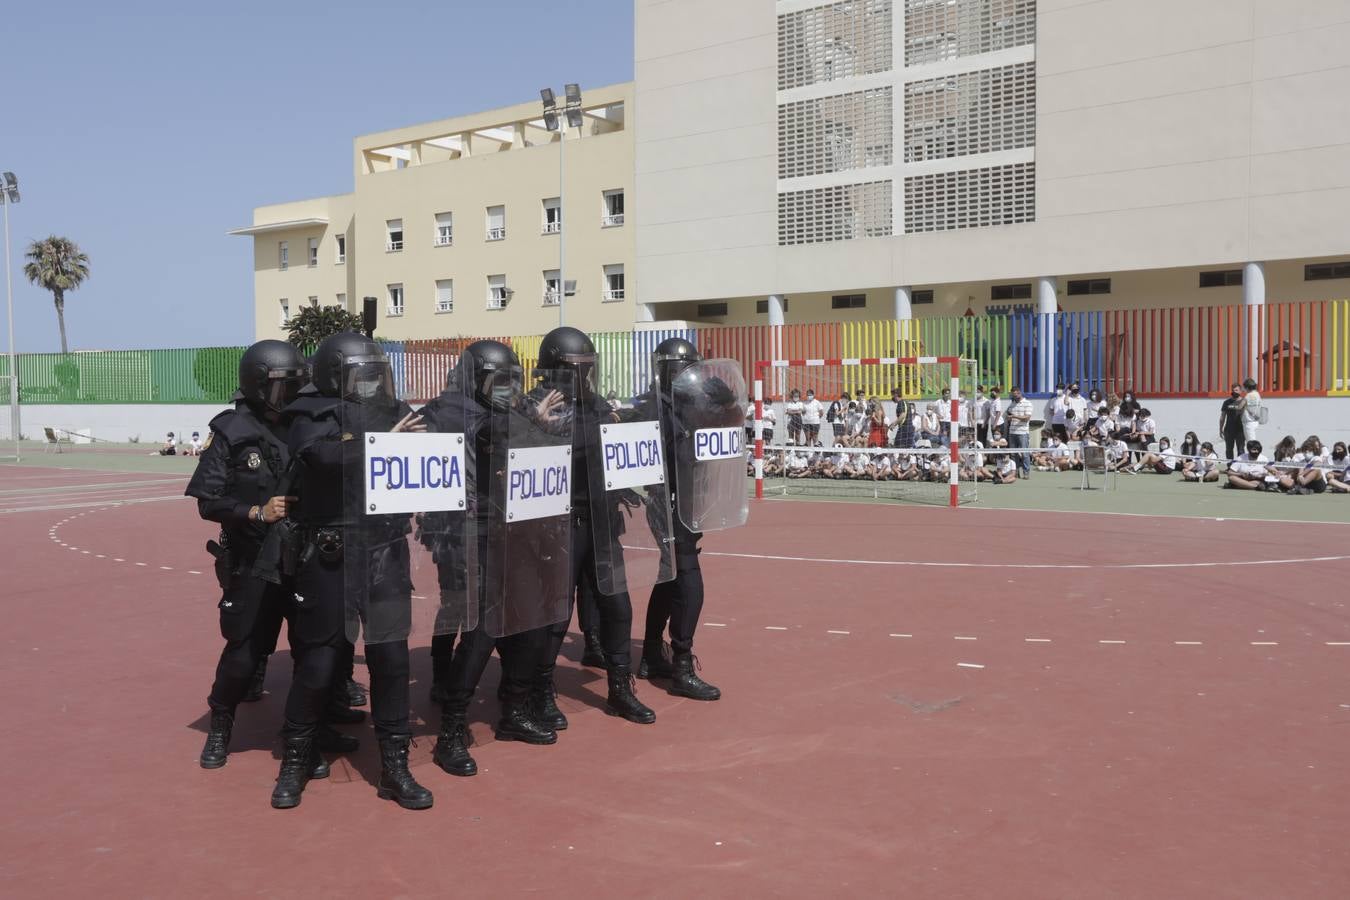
[1071,389,1079,395]
[355,379,381,400]
[490,386,515,409]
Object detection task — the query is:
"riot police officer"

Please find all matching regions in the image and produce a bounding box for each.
[423,341,559,777]
[532,327,654,725]
[282,332,433,810]
[188,340,360,777]
[637,338,721,700]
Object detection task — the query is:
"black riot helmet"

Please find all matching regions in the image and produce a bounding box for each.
[652,337,702,390]
[456,340,522,411]
[311,331,396,406]
[238,339,308,415]
[537,326,598,398]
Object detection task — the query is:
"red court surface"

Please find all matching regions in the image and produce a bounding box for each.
[2,464,1349,897]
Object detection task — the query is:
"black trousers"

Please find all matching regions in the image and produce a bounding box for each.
[1224,430,1244,461]
[350,540,414,742]
[439,625,541,716]
[280,554,348,740]
[207,568,288,715]
[644,524,704,655]
[538,514,634,682]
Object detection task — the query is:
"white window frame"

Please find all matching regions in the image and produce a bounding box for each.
[602,190,625,227]
[386,219,404,252]
[435,279,454,314]
[336,292,347,309]
[335,234,346,264]
[278,298,290,326]
[434,212,453,247]
[487,274,509,309]
[387,283,405,316]
[543,269,561,306]
[278,241,288,271]
[307,237,318,268]
[542,198,562,235]
[307,295,319,308]
[603,264,625,302]
[486,206,506,241]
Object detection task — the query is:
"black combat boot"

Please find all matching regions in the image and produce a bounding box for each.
[271,737,315,809]
[637,640,674,680]
[606,668,656,724]
[530,676,568,731]
[344,678,368,708]
[243,655,269,702]
[669,653,721,701]
[376,737,434,810]
[581,628,606,668]
[433,714,477,777]
[310,746,331,780]
[496,703,558,745]
[199,710,234,769]
[326,698,366,725]
[317,724,359,754]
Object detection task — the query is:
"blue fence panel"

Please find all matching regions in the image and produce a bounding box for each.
[629,327,699,402]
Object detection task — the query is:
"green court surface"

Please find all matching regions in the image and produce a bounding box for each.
[757,470,1350,525]
[0,443,200,476]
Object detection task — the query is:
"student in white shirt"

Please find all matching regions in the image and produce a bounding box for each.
[993,454,1017,484]
[1227,440,1270,490]
[157,431,178,456]
[985,388,1007,448]
[1326,442,1350,493]
[785,448,811,478]
[1047,385,1068,441]
[801,389,824,446]
[784,390,804,446]
[1131,436,1178,474]
[973,386,991,445]
[184,431,204,456]
[1065,383,1088,428]
[1183,442,1221,482]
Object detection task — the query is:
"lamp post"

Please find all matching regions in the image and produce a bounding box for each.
[2,171,19,461]
[541,84,583,327]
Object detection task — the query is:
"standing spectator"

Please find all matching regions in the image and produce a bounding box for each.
[973,385,991,446]
[1047,384,1068,441]
[842,400,863,440]
[919,403,943,446]
[1006,387,1033,479]
[1218,383,1245,460]
[801,389,824,446]
[934,388,953,438]
[986,386,1006,447]
[746,396,776,446]
[891,392,916,448]
[784,389,804,446]
[826,391,850,441]
[1236,377,1263,444]
[1115,391,1141,439]
[866,402,890,448]
[1065,382,1088,428]
[1087,388,1104,409]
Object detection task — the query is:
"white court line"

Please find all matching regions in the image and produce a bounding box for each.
[1099,640,1126,644]
[1251,641,1278,646]
[705,623,727,628]
[889,633,912,638]
[1174,641,1203,646]
[954,636,977,641]
[689,547,1350,571]
[188,570,202,575]
[827,629,850,635]
[1326,642,1350,646]
[765,626,787,631]
[0,494,187,515]
[957,662,984,669]
[1025,638,1052,643]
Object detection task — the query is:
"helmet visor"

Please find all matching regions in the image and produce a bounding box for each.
[553,351,598,398]
[262,366,307,412]
[342,356,396,406]
[480,365,524,411]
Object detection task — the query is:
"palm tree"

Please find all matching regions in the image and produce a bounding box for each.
[23,236,90,354]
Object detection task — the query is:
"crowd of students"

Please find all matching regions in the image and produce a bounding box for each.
[746,380,1348,496]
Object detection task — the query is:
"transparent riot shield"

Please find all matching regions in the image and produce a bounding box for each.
[480,370,576,638]
[343,397,476,646]
[582,395,675,596]
[664,358,750,533]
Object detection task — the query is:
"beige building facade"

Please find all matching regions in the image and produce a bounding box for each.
[233,83,635,341]
[634,0,1350,326]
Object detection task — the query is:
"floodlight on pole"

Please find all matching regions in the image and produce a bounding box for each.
[2,171,20,461]
[542,83,582,327]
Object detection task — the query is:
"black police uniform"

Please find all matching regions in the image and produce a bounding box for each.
[187,403,291,727]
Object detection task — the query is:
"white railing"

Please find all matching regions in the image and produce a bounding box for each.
[487,289,509,309]
[542,221,561,234]
[308,256,317,268]
[336,254,345,264]
[543,290,560,306]
[386,239,403,252]
[602,213,625,227]
[387,305,405,317]
[603,288,625,302]
[486,227,506,241]
[435,230,453,246]
[435,301,453,313]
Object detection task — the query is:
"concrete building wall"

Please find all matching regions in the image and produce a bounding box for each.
[634,0,1350,308]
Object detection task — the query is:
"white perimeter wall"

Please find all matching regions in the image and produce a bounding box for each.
[1,404,231,445]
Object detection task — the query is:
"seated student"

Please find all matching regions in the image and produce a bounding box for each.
[1178,431,1201,460]
[1327,442,1350,493]
[864,451,894,482]
[784,447,811,479]
[919,404,943,446]
[844,446,871,479]
[1182,442,1221,482]
[1105,436,1132,472]
[816,445,843,479]
[960,439,985,481]
[1227,440,1271,490]
[893,449,919,481]
[762,447,785,477]
[183,430,204,456]
[1123,408,1157,455]
[991,454,1018,484]
[1266,435,1299,492]
[1129,436,1178,474]
[928,452,952,483]
[1288,436,1330,494]
[157,431,178,456]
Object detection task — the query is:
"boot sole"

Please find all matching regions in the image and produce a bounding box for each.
[377,788,434,810]
[605,707,656,725]
[434,757,478,777]
[271,795,301,809]
[199,757,227,770]
[669,688,721,701]
[495,729,558,745]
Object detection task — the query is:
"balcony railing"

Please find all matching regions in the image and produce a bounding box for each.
[434,231,453,246]
[543,290,560,306]
[387,305,405,317]
[487,289,510,309]
[435,300,453,313]
[603,288,625,302]
[386,239,404,252]
[486,227,506,241]
[602,213,625,227]
[542,221,561,235]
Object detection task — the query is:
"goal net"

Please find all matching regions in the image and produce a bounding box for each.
[751,356,981,508]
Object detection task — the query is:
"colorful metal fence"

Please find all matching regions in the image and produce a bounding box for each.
[9,299,1350,404]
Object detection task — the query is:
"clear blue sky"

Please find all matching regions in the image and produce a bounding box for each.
[0,0,633,353]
